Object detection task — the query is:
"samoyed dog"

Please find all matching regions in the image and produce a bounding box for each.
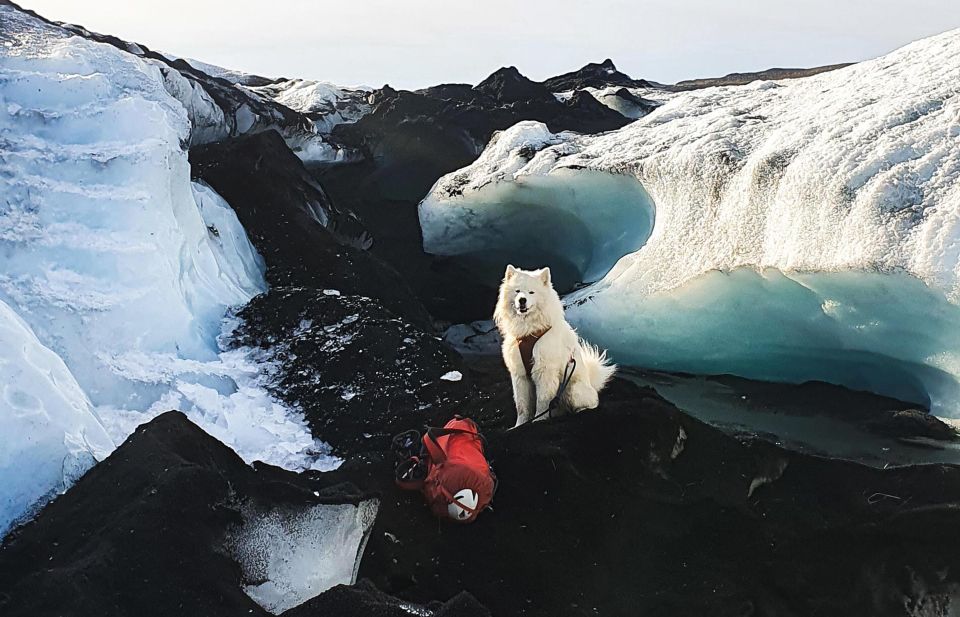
[494,265,616,426]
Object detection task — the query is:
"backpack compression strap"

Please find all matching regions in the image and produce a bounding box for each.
[422,425,485,464]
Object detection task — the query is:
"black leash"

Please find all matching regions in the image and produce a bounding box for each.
[529,357,577,423]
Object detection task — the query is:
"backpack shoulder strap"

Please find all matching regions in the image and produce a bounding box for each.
[422,424,483,464]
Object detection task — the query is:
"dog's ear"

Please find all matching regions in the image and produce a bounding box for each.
[539,267,551,286]
[505,264,518,280]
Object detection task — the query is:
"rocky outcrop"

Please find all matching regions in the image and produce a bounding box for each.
[329,376,960,617]
[229,287,480,456]
[671,63,853,90]
[0,412,371,617]
[190,130,431,326]
[5,361,960,617]
[282,580,490,617]
[318,64,634,324]
[474,66,555,103]
[542,58,651,91]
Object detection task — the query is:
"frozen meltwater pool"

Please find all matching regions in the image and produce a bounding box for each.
[625,369,960,468]
[420,168,655,290]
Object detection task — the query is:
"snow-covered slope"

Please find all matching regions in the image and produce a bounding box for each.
[0,4,336,533]
[249,79,372,134]
[421,29,960,413]
[0,299,114,538]
[9,3,342,161]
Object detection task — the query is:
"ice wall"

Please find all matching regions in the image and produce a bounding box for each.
[0,4,334,520]
[420,121,656,289]
[422,31,960,413]
[0,299,114,538]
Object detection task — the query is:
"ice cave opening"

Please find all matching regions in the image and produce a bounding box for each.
[568,268,960,416]
[419,168,656,291]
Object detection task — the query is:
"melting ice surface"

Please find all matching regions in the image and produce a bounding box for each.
[420,122,656,290]
[422,30,960,414]
[228,500,379,614]
[0,299,114,538]
[570,268,960,411]
[0,7,336,537]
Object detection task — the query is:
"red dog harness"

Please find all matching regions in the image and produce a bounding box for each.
[517,327,551,377]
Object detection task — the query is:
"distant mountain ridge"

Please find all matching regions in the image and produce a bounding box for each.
[669,63,853,90]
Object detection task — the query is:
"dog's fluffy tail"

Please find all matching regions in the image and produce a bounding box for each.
[578,339,616,392]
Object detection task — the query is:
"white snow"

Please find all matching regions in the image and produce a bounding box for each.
[0,299,114,539]
[228,499,379,614]
[422,30,960,413]
[248,79,372,134]
[0,4,337,526]
[440,370,463,382]
[180,56,265,86]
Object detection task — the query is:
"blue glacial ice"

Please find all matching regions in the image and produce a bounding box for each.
[421,30,960,415]
[420,122,655,290]
[0,6,337,538]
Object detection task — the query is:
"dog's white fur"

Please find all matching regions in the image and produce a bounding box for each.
[494,265,616,426]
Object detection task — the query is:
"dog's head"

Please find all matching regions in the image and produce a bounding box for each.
[501,264,553,318]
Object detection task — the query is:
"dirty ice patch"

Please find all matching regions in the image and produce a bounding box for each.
[228,499,379,614]
[97,317,339,473]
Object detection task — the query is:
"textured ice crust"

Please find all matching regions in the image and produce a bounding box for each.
[0,3,336,519]
[248,79,372,133]
[0,299,114,539]
[229,499,379,614]
[573,269,960,410]
[424,31,960,413]
[420,121,656,288]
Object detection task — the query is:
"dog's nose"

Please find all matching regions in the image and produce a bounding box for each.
[518,296,527,306]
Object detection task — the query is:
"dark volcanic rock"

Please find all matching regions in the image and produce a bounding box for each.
[5,370,960,617]
[282,579,491,617]
[0,412,369,617]
[324,376,960,617]
[229,287,496,456]
[671,63,853,91]
[416,83,478,102]
[474,66,554,103]
[190,130,431,326]
[542,58,651,92]
[319,67,631,323]
[865,408,960,443]
[604,86,660,116]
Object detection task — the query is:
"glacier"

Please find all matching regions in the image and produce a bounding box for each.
[0,5,337,536]
[0,298,114,538]
[421,30,960,414]
[248,78,372,134]
[419,121,656,290]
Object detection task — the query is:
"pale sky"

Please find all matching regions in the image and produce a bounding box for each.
[21,0,960,89]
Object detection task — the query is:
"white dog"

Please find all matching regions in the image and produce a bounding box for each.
[494,265,616,426]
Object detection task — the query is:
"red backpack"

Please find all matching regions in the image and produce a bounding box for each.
[393,417,497,523]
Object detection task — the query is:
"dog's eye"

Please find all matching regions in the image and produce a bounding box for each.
[528,291,535,294]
